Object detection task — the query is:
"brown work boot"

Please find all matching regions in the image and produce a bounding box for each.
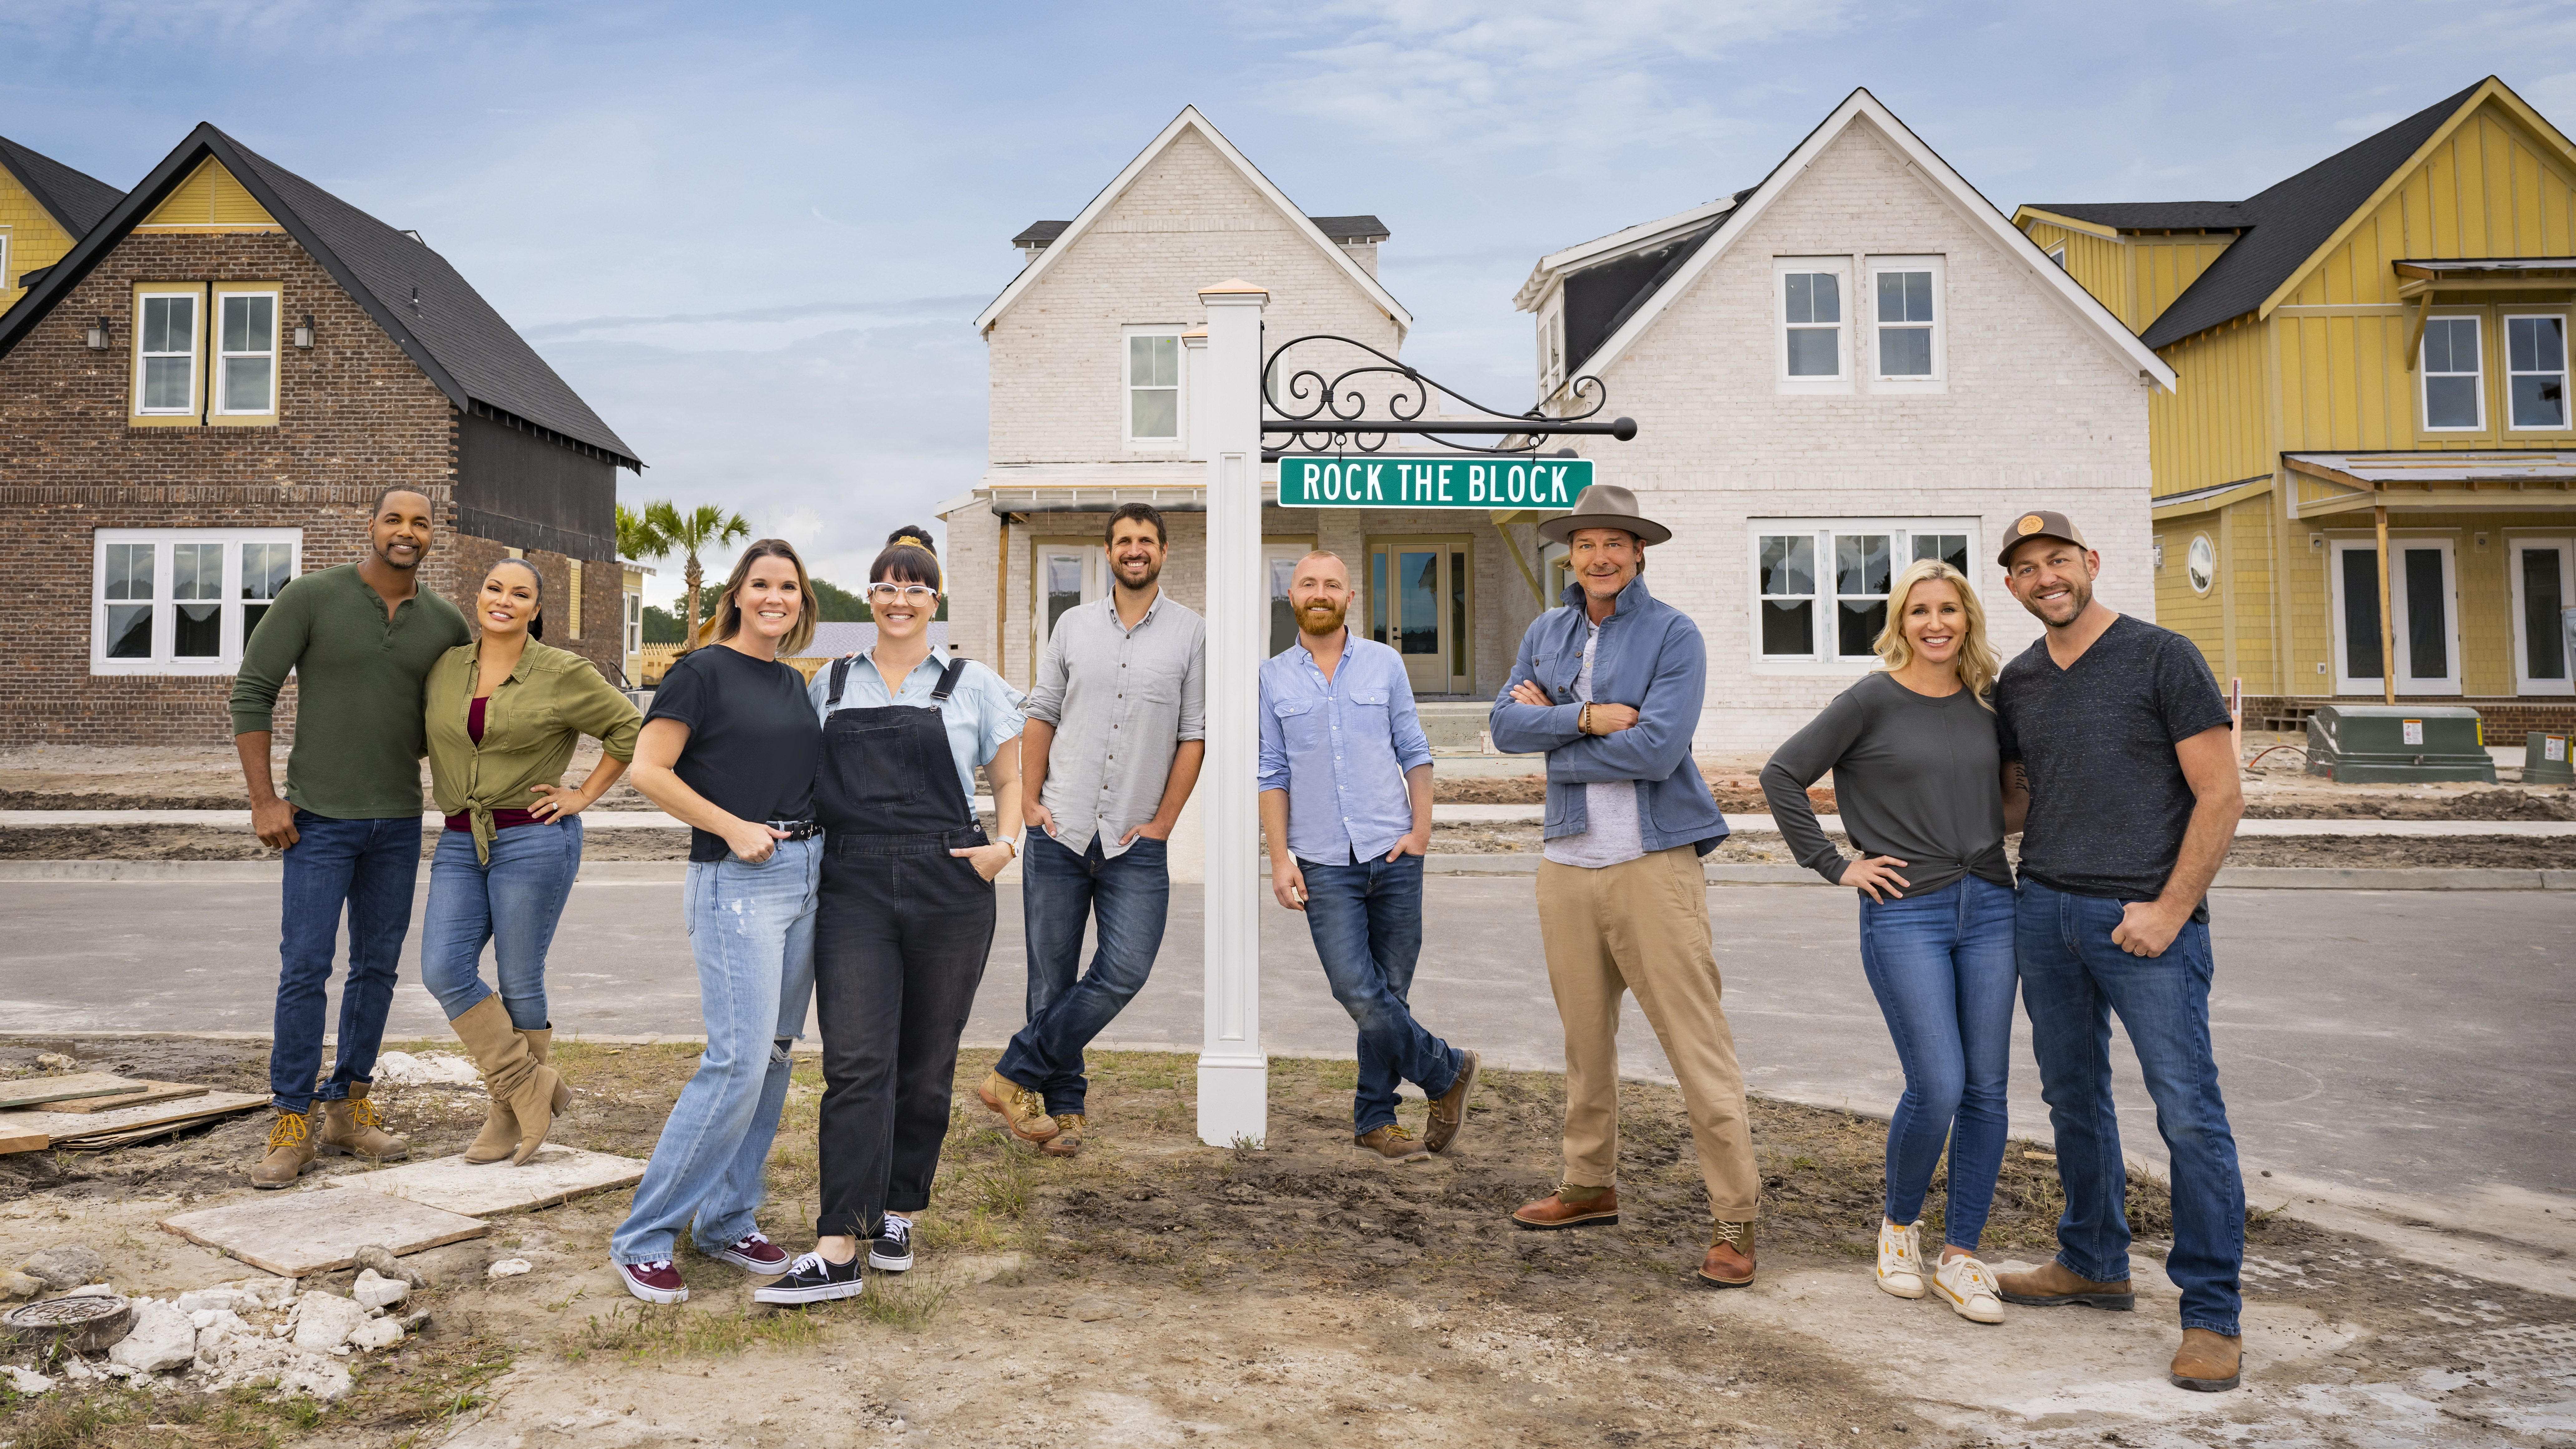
[1511,1183,1619,1230]
[249,1108,316,1189]
[1040,1113,1089,1158]
[1996,1259,2136,1311]
[976,1070,1060,1144]
[1698,1220,1757,1289]
[1355,1124,1431,1161]
[1422,1050,1480,1154]
[317,1084,410,1162]
[2170,1328,2243,1392]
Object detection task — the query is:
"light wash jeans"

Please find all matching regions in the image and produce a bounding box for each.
[420,817,583,1029]
[612,837,819,1266]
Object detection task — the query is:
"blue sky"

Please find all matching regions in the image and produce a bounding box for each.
[10,1,2576,592]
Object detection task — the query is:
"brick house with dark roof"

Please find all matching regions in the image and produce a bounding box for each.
[0,123,642,746]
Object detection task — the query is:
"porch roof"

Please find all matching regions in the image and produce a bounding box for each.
[2283,450,2576,517]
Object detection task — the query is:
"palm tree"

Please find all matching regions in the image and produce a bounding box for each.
[642,501,751,651]
[615,503,669,568]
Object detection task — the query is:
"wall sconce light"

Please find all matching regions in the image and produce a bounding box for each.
[293,314,314,349]
[83,316,110,350]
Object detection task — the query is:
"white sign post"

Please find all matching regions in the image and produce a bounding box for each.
[1196,278,1268,1147]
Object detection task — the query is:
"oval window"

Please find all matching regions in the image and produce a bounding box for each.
[2186,533,2217,595]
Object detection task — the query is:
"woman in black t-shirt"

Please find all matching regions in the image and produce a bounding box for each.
[607,539,823,1305]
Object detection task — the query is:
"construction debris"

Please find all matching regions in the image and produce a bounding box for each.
[328,1146,646,1216]
[0,1072,149,1110]
[15,1243,107,1290]
[1,1087,267,1154]
[159,1189,487,1277]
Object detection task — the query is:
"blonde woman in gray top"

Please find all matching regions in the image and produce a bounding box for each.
[1760,558,2022,1325]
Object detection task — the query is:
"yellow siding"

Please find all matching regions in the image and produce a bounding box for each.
[2154,523,2224,671]
[138,159,279,231]
[0,167,80,317]
[2276,510,2571,698]
[2223,496,2277,691]
[2020,220,2130,324]
[2149,315,2272,497]
[2127,235,2233,333]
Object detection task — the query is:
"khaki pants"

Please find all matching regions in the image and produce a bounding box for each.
[1538,846,1758,1222]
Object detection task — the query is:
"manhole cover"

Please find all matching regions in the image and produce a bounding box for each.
[2,1294,133,1350]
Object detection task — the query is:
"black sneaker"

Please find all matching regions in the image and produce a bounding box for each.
[869,1212,914,1273]
[751,1249,864,1306]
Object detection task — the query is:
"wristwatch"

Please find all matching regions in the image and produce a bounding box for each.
[1000,834,1021,858]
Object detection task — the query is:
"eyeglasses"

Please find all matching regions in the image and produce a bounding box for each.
[865,584,938,604]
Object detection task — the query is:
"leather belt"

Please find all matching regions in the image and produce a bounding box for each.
[767,819,822,841]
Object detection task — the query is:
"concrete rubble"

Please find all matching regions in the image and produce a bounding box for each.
[4,1258,403,1402]
[105,1299,197,1373]
[16,1242,107,1289]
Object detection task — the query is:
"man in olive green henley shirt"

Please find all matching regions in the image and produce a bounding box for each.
[227,487,470,1187]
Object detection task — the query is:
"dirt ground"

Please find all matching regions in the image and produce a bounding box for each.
[6,1035,2575,1448]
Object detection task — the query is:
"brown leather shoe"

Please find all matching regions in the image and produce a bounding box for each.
[1511,1183,1618,1230]
[317,1084,409,1162]
[1422,1050,1479,1155]
[1355,1124,1431,1161]
[1996,1259,2135,1311]
[976,1070,1060,1144]
[249,1109,316,1189]
[2170,1328,2243,1392]
[1697,1220,1756,1289]
[1040,1113,1089,1158]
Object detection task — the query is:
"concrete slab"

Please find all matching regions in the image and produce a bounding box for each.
[5,1090,264,1144]
[160,1190,488,1277]
[325,1146,646,1217]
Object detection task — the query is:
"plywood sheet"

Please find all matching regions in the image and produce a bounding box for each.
[326,1147,646,1217]
[0,1074,147,1110]
[0,1125,46,1154]
[44,1081,212,1115]
[160,1191,488,1277]
[3,1092,264,1144]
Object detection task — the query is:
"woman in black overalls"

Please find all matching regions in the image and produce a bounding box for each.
[758,528,1025,1305]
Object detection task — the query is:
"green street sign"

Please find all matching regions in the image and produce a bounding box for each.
[1277,454,1594,510]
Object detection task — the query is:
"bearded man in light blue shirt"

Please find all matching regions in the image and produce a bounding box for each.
[1258,550,1480,1163]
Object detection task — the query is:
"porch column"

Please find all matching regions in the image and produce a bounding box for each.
[2374,504,2396,706]
[1196,279,1268,1147]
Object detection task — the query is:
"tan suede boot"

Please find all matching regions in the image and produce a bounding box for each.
[466,1025,574,1165]
[450,996,560,1166]
[249,1108,316,1189]
[317,1085,409,1161]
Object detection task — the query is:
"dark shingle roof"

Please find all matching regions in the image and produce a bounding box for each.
[1563,189,1755,374]
[1011,220,1068,246]
[0,134,124,237]
[2024,201,2250,232]
[0,124,639,468]
[2131,82,2482,349]
[1013,214,1389,246]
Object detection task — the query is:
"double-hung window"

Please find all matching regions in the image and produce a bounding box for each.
[1869,256,1942,385]
[92,529,301,674]
[2421,315,2485,431]
[136,288,199,415]
[2505,314,2568,431]
[1750,520,1978,664]
[214,287,278,416]
[1776,258,1850,389]
[1125,330,1182,444]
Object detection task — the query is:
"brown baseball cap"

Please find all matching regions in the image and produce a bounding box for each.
[1998,509,2090,566]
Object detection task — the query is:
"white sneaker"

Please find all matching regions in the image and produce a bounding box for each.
[1875,1219,1926,1299]
[1932,1251,2005,1324]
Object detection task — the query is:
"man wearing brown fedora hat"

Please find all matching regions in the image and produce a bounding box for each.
[1490,484,1760,1290]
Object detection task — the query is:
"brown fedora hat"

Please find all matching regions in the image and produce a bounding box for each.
[1537,483,1671,546]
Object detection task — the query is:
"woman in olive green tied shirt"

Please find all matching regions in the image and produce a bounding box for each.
[423,559,642,1165]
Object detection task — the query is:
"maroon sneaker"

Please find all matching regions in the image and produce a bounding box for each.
[617,1259,687,1304]
[711,1231,790,1275]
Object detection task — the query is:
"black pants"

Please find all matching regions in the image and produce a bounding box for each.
[813,829,996,1239]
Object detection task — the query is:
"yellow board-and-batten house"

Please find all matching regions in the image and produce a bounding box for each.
[2018,77,2576,737]
[0,135,125,318]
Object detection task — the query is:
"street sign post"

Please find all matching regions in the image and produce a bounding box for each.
[1277,454,1594,510]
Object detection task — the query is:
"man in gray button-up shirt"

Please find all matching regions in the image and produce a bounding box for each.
[982,504,1205,1160]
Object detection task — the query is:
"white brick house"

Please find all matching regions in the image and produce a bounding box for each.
[1515,89,2174,749]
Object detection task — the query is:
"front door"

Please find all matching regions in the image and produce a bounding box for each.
[1369,539,1471,695]
[2510,536,2575,696]
[2330,538,2461,695]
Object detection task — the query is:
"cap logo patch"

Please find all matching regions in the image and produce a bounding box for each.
[2018,514,2045,535]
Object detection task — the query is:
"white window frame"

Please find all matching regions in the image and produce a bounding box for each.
[2046,242,2067,269]
[2505,530,2576,696]
[1774,257,1852,393]
[1031,538,1109,663]
[134,285,201,417]
[2419,312,2486,433]
[1121,325,1186,450]
[2502,312,2570,433]
[0,232,10,290]
[211,284,281,417]
[2325,531,2461,696]
[91,527,301,676]
[1745,517,1981,671]
[1866,254,1945,392]
[624,590,643,662]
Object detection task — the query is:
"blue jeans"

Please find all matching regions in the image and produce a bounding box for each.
[420,817,583,1028]
[1856,876,2017,1249]
[612,837,819,1266]
[2017,877,2244,1336]
[1299,852,1461,1135]
[270,810,421,1113]
[996,831,1169,1116]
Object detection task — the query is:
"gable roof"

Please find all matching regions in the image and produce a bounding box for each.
[1543,88,2173,392]
[1514,194,1742,311]
[973,106,1412,337]
[0,123,639,469]
[2019,201,2250,233]
[0,135,124,238]
[1014,213,1390,249]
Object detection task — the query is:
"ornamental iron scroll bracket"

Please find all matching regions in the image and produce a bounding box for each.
[1259,333,1635,459]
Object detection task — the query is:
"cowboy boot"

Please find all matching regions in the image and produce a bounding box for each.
[523,1025,574,1115]
[450,996,560,1166]
[317,1084,409,1161]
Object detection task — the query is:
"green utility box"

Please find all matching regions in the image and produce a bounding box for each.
[2304,705,2496,783]
[2527,730,2575,785]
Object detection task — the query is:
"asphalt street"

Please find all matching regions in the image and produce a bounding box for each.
[1,877,2566,1204]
